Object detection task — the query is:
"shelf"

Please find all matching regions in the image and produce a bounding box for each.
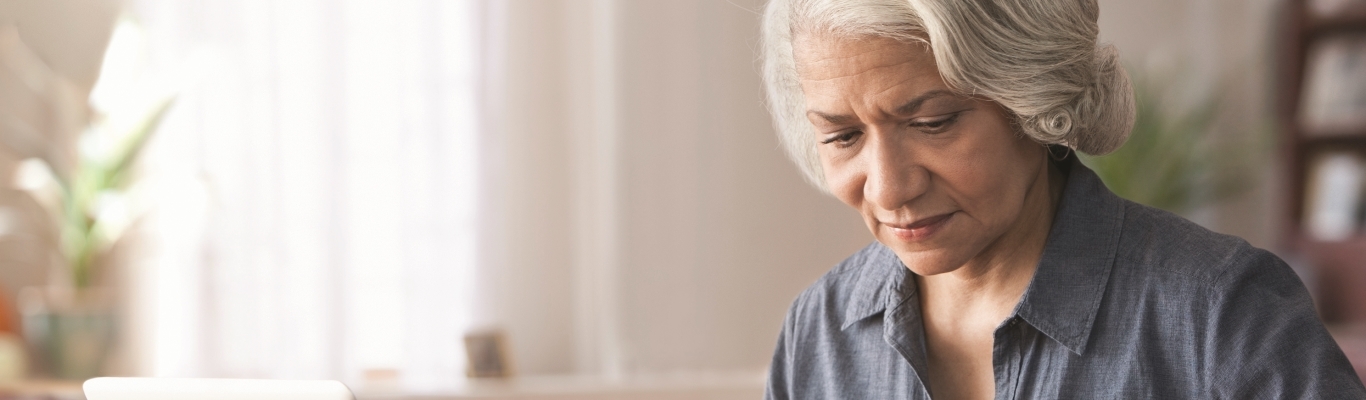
[1328,323,1366,384]
[1294,236,1366,322]
[1297,234,1366,251]
[1307,3,1366,36]
[1294,237,1366,267]
[1300,133,1366,146]
[1281,0,1366,325]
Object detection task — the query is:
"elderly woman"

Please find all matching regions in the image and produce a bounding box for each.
[759,0,1365,398]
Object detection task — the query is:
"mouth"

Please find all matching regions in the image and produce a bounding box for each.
[883,212,954,242]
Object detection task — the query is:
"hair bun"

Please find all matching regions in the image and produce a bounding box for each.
[1070,44,1135,155]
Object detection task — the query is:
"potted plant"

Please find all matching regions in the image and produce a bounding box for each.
[1080,73,1265,215]
[0,16,171,380]
[16,96,169,379]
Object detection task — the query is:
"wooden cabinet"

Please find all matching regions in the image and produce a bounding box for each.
[1277,0,1366,323]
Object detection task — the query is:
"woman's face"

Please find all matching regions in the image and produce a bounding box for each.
[795,35,1054,277]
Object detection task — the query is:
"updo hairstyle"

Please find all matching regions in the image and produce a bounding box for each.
[760,0,1136,191]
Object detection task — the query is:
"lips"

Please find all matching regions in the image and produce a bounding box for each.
[883,212,954,242]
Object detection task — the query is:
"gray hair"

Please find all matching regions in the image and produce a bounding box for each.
[761,0,1136,191]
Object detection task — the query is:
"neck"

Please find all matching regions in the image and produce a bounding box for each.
[918,154,1066,325]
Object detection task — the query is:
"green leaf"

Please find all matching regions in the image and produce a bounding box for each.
[1080,71,1262,215]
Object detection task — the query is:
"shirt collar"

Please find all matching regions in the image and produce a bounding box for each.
[1013,156,1124,355]
[837,156,1125,356]
[840,243,909,331]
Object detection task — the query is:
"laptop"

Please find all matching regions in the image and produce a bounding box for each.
[83,377,356,400]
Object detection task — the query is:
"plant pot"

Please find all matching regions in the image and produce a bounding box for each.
[17,286,117,380]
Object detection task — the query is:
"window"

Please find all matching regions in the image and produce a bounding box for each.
[125,0,483,389]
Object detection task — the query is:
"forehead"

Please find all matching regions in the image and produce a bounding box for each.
[793,35,945,107]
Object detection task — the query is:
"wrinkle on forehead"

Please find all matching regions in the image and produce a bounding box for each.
[795,35,949,121]
[793,35,934,80]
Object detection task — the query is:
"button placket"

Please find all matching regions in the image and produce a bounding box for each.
[992,317,1014,400]
[992,317,1031,400]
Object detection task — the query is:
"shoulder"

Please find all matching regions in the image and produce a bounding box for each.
[1111,201,1314,328]
[1110,202,1365,396]
[1113,200,1291,292]
[1111,199,1308,332]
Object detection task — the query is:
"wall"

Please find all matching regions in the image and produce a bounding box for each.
[1099,0,1283,248]
[0,0,1286,381]
[479,0,1289,377]
[475,0,579,376]
[0,0,120,317]
[612,0,870,373]
[477,0,869,376]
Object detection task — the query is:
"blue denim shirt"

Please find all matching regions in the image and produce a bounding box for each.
[766,158,1366,399]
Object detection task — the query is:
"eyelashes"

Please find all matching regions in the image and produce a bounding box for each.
[820,131,860,147]
[909,111,963,132]
[819,110,967,148]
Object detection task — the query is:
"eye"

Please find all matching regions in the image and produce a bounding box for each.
[908,111,964,134]
[819,130,862,148]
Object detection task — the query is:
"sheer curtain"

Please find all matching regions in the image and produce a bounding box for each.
[125,0,483,389]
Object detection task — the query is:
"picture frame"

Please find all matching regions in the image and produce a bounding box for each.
[463,329,512,379]
[1299,33,1366,135]
[1303,151,1366,241]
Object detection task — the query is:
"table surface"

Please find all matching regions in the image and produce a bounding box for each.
[1,332,1362,400]
[1330,323,1366,385]
[0,380,83,400]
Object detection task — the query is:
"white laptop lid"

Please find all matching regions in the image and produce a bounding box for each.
[83,377,356,400]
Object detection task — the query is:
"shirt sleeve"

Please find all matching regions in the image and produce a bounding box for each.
[1205,247,1366,399]
[765,302,798,400]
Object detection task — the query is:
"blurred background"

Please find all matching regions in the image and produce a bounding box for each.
[0,0,1362,398]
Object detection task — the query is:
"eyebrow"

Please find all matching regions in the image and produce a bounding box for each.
[806,90,957,125]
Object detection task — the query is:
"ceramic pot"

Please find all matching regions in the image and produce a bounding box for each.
[18,286,116,380]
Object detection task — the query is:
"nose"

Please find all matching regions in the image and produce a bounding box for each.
[863,132,927,211]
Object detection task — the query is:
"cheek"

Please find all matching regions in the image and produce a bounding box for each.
[943,126,1040,220]
[818,147,867,210]
[955,163,1027,216]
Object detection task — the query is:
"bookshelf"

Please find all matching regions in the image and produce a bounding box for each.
[1277,0,1366,324]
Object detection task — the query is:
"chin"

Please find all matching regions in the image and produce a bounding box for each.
[882,243,968,277]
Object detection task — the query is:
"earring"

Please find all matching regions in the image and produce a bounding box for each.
[1046,144,1072,161]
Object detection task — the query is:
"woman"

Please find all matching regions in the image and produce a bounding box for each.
[759,0,1366,398]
